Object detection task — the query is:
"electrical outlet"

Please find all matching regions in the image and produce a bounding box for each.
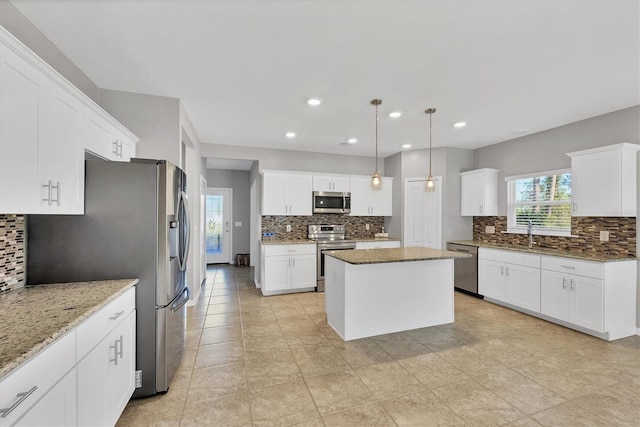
[365,224,370,231]
[600,230,609,242]
[286,224,292,232]
[485,226,496,234]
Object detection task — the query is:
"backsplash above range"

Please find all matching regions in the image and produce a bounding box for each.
[262,215,384,240]
[0,215,25,293]
[474,216,636,258]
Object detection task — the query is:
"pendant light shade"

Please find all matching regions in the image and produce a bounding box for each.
[425,108,436,192]
[371,99,382,190]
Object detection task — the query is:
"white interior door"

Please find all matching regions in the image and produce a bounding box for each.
[403,177,442,249]
[206,188,232,264]
[200,176,207,282]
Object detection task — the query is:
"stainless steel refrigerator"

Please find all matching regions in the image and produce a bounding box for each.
[27,159,191,398]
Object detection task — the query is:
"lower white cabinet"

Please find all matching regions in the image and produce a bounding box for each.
[478,248,541,312]
[355,240,401,249]
[260,243,316,295]
[0,287,136,427]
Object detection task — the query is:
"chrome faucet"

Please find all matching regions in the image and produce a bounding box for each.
[527,220,535,249]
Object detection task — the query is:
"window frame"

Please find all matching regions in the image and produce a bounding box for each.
[505,169,572,237]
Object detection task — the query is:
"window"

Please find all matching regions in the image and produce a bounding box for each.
[506,170,572,236]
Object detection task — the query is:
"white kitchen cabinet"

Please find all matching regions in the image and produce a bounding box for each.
[460,169,499,216]
[0,43,84,214]
[540,256,636,339]
[0,331,76,427]
[350,176,393,216]
[262,171,312,216]
[355,240,401,249]
[567,143,639,217]
[85,109,137,162]
[312,175,350,192]
[478,248,541,312]
[260,243,316,295]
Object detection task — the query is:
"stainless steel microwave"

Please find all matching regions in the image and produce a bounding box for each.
[313,191,351,214]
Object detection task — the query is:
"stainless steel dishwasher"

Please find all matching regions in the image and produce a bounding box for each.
[447,242,482,297]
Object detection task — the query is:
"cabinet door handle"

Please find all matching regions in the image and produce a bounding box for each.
[110,310,125,321]
[570,279,575,291]
[501,266,504,276]
[562,277,567,290]
[505,267,509,277]
[560,265,575,270]
[293,258,296,267]
[110,336,123,365]
[42,180,52,205]
[0,386,38,419]
[117,335,124,359]
[479,205,483,214]
[112,140,119,156]
[118,141,123,157]
[50,181,60,206]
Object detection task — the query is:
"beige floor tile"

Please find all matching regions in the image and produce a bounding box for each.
[203,311,241,328]
[186,304,209,317]
[505,417,543,426]
[245,348,302,390]
[186,361,247,403]
[199,325,242,345]
[194,340,245,369]
[277,315,317,331]
[243,333,289,351]
[512,359,600,400]
[181,390,252,426]
[207,303,240,315]
[185,329,202,348]
[431,379,525,426]
[544,352,631,387]
[242,322,283,338]
[117,390,186,426]
[354,361,425,400]
[435,344,506,377]
[322,402,397,427]
[289,418,325,427]
[601,374,640,404]
[249,379,320,426]
[398,352,470,389]
[372,332,431,360]
[176,346,198,373]
[470,337,545,367]
[332,338,394,368]
[290,344,351,378]
[380,390,466,426]
[284,327,332,347]
[570,391,640,426]
[475,368,566,415]
[305,369,376,416]
[185,314,206,330]
[210,294,239,305]
[531,401,611,426]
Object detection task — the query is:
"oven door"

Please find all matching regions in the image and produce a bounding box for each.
[317,244,356,291]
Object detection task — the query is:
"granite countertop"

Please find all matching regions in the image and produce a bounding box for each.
[261,236,400,245]
[447,240,636,262]
[344,236,401,243]
[260,239,316,245]
[0,279,138,379]
[325,246,471,265]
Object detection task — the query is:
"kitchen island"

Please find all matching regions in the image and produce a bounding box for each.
[324,247,470,341]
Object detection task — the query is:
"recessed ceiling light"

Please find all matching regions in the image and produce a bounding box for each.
[347,138,358,144]
[285,132,296,138]
[389,111,402,118]
[307,98,322,106]
[402,144,412,149]
[453,122,467,128]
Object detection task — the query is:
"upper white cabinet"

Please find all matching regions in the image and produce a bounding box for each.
[0,25,138,214]
[262,171,312,216]
[567,143,639,217]
[460,168,499,216]
[312,175,350,192]
[350,176,393,216]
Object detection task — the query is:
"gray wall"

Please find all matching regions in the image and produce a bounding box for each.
[205,169,251,257]
[99,89,181,166]
[384,147,475,248]
[0,1,100,102]
[474,106,640,216]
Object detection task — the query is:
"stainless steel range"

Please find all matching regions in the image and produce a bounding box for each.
[308,224,356,291]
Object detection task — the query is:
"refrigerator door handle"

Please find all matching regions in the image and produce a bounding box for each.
[177,190,191,272]
[170,286,191,313]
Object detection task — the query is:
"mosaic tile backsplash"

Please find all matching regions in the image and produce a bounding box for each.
[262,215,385,240]
[473,216,636,258]
[0,215,25,293]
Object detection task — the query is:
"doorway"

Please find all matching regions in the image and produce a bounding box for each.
[205,188,232,264]
[403,177,442,249]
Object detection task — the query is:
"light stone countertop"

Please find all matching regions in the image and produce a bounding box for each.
[447,240,637,262]
[0,279,138,379]
[325,246,471,265]
[260,237,401,245]
[260,239,316,245]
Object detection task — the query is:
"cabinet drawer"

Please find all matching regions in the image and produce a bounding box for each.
[77,287,135,360]
[478,248,540,268]
[541,256,603,279]
[0,331,75,425]
[263,244,316,257]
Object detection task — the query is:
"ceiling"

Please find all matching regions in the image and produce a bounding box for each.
[10,0,639,158]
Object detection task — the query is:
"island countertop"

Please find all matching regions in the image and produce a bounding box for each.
[325,246,471,265]
[0,279,138,379]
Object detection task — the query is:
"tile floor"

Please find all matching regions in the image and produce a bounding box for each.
[117,265,640,426]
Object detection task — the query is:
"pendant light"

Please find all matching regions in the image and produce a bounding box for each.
[425,108,436,192]
[371,99,383,190]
